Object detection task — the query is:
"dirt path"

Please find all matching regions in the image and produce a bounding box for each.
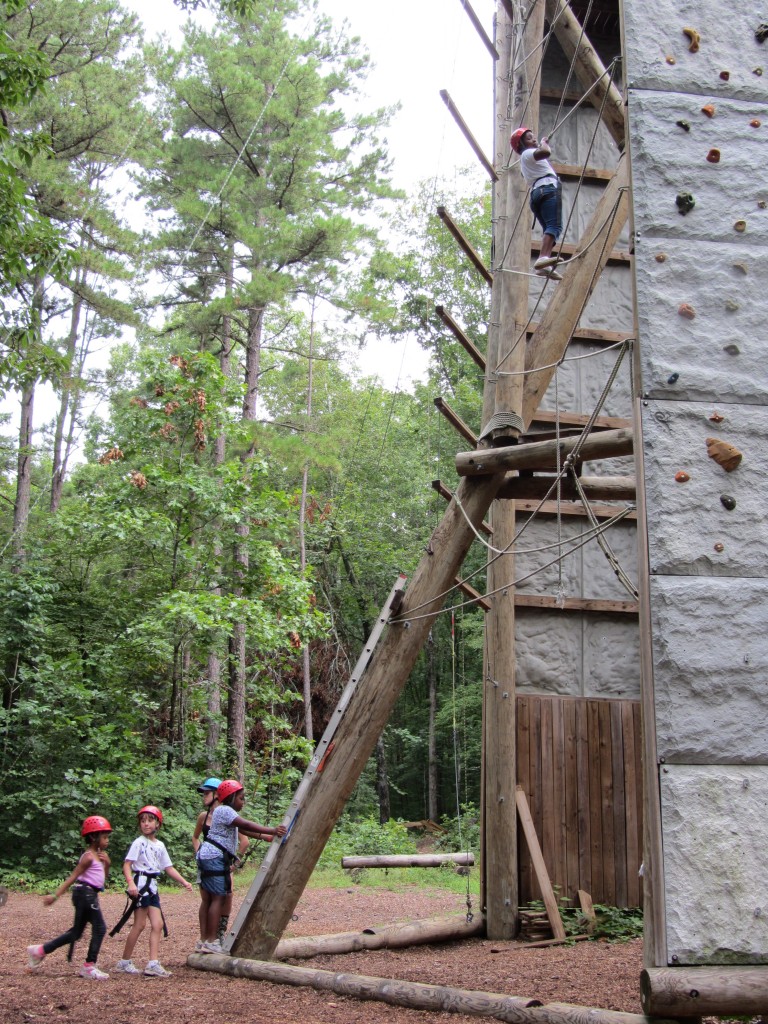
[2,887,644,1023]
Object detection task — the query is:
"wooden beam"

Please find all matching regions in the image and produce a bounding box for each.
[507,486,638,512]
[514,594,639,615]
[527,324,631,346]
[641,966,768,1017]
[432,479,493,536]
[551,161,614,183]
[515,787,566,941]
[228,473,506,959]
[434,396,478,446]
[274,915,483,960]
[529,410,631,431]
[456,427,634,477]
[440,90,498,182]
[522,155,630,428]
[189,954,681,1024]
[460,0,499,60]
[342,853,474,868]
[544,0,626,149]
[435,305,486,370]
[437,205,493,284]
[456,576,491,612]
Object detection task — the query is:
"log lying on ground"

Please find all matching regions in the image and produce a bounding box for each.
[641,966,768,1016]
[342,853,475,869]
[274,914,483,960]
[188,953,680,1024]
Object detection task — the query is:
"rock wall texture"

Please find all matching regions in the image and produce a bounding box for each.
[624,0,768,965]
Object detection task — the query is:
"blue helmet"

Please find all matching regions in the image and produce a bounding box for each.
[197,776,222,794]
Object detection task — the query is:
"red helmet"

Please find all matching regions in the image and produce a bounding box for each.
[216,779,244,802]
[81,815,112,837]
[138,805,163,825]
[510,126,531,153]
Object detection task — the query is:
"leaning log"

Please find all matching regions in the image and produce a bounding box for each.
[188,954,679,1024]
[274,914,483,960]
[341,853,475,869]
[641,966,768,1016]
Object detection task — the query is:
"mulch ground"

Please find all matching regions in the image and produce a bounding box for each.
[2,886,647,1024]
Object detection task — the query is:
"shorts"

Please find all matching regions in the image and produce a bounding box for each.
[137,890,161,910]
[530,181,562,240]
[197,854,231,895]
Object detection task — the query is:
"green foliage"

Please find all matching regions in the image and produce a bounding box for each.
[587,904,643,942]
[434,805,481,856]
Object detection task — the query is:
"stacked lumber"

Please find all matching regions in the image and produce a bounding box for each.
[518,909,553,943]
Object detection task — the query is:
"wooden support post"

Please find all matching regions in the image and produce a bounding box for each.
[521,155,630,429]
[434,396,478,445]
[228,473,505,960]
[190,954,681,1024]
[436,306,487,370]
[341,853,475,868]
[544,0,626,149]
[440,90,498,182]
[456,427,634,476]
[460,0,499,60]
[432,479,493,535]
[641,966,768,1017]
[437,206,493,284]
[515,787,567,942]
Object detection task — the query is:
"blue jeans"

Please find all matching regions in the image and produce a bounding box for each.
[197,853,231,895]
[530,181,562,240]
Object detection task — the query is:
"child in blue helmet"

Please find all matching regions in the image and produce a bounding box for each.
[192,777,248,945]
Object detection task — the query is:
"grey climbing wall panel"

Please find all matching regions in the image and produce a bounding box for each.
[624,0,768,965]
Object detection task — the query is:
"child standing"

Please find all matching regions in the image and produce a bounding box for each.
[196,779,286,953]
[510,126,566,281]
[115,805,193,978]
[192,776,248,946]
[27,815,112,980]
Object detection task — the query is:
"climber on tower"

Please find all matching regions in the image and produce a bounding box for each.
[510,127,566,281]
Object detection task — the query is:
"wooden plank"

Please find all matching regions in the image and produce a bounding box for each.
[454,576,491,612]
[587,701,604,901]
[527,323,631,346]
[551,698,567,905]
[516,696,532,903]
[513,498,637,520]
[435,305,486,370]
[598,700,616,906]
[531,239,630,266]
[578,889,597,935]
[551,161,614,183]
[436,205,493,284]
[459,0,498,60]
[541,698,556,897]
[514,594,638,615]
[563,699,580,903]
[434,396,478,445]
[611,701,628,909]
[621,701,641,907]
[575,699,592,896]
[516,787,567,941]
[529,409,631,431]
[633,701,645,910]
[529,695,543,897]
[439,90,497,182]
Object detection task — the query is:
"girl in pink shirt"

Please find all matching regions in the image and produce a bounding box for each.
[26,815,112,980]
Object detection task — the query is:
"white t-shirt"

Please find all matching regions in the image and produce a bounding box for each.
[520,147,558,188]
[124,836,173,894]
[198,804,239,859]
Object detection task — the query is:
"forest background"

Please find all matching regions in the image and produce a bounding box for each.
[0,0,495,882]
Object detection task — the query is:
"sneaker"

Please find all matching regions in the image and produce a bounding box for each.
[79,963,109,980]
[200,939,223,954]
[27,944,45,970]
[535,267,563,281]
[144,960,172,977]
[114,958,141,974]
[534,255,560,269]
[194,940,205,952]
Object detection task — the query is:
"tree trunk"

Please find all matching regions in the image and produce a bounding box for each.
[50,270,84,512]
[375,734,390,824]
[12,381,36,565]
[298,301,315,742]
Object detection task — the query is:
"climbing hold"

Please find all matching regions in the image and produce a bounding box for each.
[701,103,716,117]
[676,119,691,132]
[706,436,743,472]
[666,55,677,65]
[709,411,725,423]
[683,26,701,52]
[754,66,764,76]
[725,298,739,311]
[723,343,740,355]
[750,119,762,128]
[734,219,747,232]
[675,471,690,483]
[655,252,667,263]
[759,200,767,209]
[714,542,725,553]
[667,372,679,384]
[676,192,695,214]
[678,303,696,319]
[720,494,737,510]
[719,70,730,81]
[732,262,748,274]
[755,23,768,43]
[706,148,721,163]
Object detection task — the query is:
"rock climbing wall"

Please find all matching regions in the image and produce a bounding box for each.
[623,2,768,964]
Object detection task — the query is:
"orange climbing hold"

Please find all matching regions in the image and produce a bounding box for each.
[675,471,690,483]
[678,303,696,319]
[750,119,761,128]
[701,103,716,117]
[706,148,721,163]
[706,437,743,472]
[709,411,725,423]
